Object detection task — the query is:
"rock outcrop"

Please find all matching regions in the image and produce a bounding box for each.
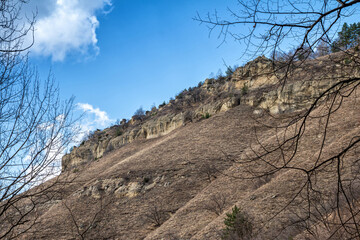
[8,49,360,240]
[62,52,360,171]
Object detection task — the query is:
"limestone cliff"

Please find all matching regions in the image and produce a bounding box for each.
[62,52,360,171]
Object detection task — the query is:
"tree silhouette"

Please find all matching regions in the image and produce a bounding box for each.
[0,1,77,238]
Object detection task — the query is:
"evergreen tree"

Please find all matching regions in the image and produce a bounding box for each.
[331,22,360,52]
[222,206,252,240]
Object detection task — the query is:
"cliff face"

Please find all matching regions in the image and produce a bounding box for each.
[62,52,360,171]
[8,50,360,240]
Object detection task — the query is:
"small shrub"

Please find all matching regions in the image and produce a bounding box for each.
[176,89,187,100]
[143,177,150,184]
[203,194,227,216]
[344,57,352,64]
[116,129,123,136]
[145,203,167,227]
[222,206,252,240]
[159,101,166,108]
[241,83,248,95]
[225,65,239,77]
[133,107,145,119]
[200,163,217,182]
[216,69,224,79]
[203,112,211,119]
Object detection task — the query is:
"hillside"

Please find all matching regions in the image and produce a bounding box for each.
[2,50,360,239]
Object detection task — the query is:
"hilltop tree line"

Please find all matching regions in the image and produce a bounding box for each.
[125,20,360,127]
[275,21,360,61]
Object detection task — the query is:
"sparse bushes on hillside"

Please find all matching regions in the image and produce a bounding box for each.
[344,57,352,64]
[273,44,315,62]
[116,128,123,136]
[203,194,228,216]
[225,65,239,77]
[133,106,145,120]
[315,39,331,57]
[62,197,113,240]
[225,67,233,77]
[200,163,218,182]
[144,203,168,227]
[176,89,187,100]
[159,101,166,108]
[241,84,248,95]
[216,69,224,79]
[222,206,253,240]
[203,112,211,119]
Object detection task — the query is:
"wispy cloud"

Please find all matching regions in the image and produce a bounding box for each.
[29,0,112,61]
[27,103,113,183]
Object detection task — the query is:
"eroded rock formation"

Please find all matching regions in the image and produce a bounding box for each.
[62,53,360,171]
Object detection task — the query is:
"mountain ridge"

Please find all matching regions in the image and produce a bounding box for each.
[2,49,359,239]
[62,51,357,173]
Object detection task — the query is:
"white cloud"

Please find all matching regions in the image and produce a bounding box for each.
[30,0,112,61]
[75,103,114,147]
[77,103,112,126]
[27,103,113,184]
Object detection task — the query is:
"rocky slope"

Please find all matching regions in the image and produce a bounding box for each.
[3,50,360,240]
[62,51,359,172]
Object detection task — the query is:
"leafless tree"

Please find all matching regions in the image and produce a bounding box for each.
[196,0,360,239]
[0,1,77,238]
[200,163,218,182]
[62,197,114,240]
[144,202,168,227]
[203,193,228,216]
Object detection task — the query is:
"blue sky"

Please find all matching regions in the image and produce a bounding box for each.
[26,0,359,133]
[28,0,244,132]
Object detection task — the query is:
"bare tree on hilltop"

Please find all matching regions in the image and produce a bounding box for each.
[196,0,360,239]
[0,1,77,238]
